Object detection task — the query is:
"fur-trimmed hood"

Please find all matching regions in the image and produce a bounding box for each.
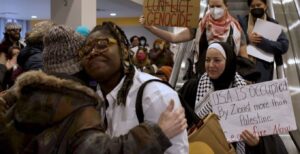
[13,70,100,101]
[6,71,102,134]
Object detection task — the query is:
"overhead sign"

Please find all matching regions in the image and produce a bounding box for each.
[143,0,200,28]
[210,78,297,142]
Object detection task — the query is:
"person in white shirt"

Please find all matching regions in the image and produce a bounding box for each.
[79,21,189,154]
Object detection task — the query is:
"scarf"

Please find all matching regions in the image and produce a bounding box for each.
[194,73,247,153]
[194,73,246,118]
[197,11,243,54]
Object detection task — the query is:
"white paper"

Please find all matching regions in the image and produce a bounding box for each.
[253,18,282,41]
[247,45,274,62]
[247,18,283,62]
[210,79,297,142]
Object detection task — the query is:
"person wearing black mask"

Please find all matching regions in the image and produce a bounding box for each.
[236,0,289,153]
[139,36,149,48]
[237,0,289,83]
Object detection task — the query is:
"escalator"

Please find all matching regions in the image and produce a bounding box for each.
[131,0,300,153]
[171,0,300,153]
[273,0,300,153]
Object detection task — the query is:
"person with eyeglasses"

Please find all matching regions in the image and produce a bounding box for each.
[0,24,188,154]
[80,22,189,154]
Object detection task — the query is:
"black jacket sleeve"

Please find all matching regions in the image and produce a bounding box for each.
[0,64,7,91]
[178,78,199,110]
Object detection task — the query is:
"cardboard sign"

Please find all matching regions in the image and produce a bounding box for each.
[210,79,297,142]
[143,0,200,28]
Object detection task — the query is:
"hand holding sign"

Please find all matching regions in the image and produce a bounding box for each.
[240,130,260,146]
[211,79,297,142]
[143,0,200,28]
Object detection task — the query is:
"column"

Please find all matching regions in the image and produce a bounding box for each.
[51,0,96,29]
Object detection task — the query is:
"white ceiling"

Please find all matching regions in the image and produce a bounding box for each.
[98,0,142,18]
[0,0,142,20]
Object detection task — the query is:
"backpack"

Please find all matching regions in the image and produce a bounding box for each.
[135,79,236,154]
[135,79,200,129]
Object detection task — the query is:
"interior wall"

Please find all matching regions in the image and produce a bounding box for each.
[97,17,162,46]
[120,26,158,47]
[30,17,168,47]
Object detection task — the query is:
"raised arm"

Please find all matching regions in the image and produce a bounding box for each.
[140,16,195,43]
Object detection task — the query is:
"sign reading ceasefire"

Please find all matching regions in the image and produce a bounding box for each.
[143,0,200,28]
[211,79,297,142]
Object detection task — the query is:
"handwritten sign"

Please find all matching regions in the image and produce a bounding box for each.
[143,0,200,28]
[210,78,297,142]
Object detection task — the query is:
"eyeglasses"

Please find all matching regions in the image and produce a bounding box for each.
[80,38,118,58]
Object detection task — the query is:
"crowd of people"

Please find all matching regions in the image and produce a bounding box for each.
[0,0,291,153]
[128,35,175,82]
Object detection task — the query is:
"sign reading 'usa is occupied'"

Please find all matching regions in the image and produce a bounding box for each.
[211,78,297,142]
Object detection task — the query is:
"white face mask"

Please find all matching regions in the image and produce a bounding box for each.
[210,7,225,20]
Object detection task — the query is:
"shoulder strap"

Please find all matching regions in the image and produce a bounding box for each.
[136,79,169,123]
[135,79,201,129]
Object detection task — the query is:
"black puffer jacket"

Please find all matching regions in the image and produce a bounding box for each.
[17,44,43,71]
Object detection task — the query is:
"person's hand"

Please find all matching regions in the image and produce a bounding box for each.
[248,32,262,45]
[0,92,9,116]
[0,52,6,65]
[5,59,15,70]
[240,130,260,146]
[139,15,152,29]
[158,100,187,139]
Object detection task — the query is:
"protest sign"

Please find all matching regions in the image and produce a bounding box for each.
[210,78,297,142]
[143,0,200,28]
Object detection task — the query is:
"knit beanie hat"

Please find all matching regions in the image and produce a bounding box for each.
[43,25,84,75]
[75,25,90,37]
[27,21,55,44]
[5,22,21,31]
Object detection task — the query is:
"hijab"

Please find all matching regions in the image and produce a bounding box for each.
[209,42,236,90]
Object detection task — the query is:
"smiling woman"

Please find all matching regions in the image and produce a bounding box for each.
[79,22,189,154]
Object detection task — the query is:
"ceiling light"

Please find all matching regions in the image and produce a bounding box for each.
[110,13,117,16]
[31,15,37,19]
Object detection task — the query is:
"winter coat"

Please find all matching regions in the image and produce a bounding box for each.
[0,71,171,154]
[238,15,289,82]
[17,44,43,71]
[149,49,174,67]
[0,64,7,91]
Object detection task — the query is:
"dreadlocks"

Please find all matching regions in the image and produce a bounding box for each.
[84,22,135,105]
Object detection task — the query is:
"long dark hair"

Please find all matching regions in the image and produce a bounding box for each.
[247,0,267,6]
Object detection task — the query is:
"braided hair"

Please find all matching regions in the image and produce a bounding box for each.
[87,22,135,105]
